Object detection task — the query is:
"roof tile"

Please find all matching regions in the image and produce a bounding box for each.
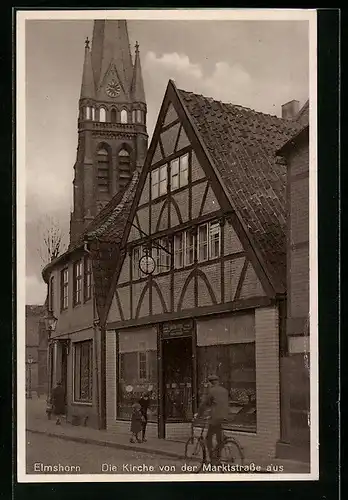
[178,88,302,290]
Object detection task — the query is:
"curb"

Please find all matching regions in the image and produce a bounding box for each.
[27,428,185,460]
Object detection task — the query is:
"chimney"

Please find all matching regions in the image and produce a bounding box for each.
[281,100,300,120]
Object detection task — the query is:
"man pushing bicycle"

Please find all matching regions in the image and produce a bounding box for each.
[194,374,229,464]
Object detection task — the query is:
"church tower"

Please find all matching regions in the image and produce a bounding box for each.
[70,20,148,244]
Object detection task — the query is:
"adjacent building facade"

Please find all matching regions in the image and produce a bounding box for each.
[277,104,310,461]
[103,80,303,460]
[25,305,47,397]
[42,20,147,429]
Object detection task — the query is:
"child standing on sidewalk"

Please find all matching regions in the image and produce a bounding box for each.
[130,402,143,443]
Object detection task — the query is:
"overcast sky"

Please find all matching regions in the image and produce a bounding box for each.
[24,15,310,305]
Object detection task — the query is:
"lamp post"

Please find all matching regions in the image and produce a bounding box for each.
[27,354,34,399]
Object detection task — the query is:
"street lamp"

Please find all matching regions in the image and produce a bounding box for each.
[44,311,58,338]
[27,354,34,399]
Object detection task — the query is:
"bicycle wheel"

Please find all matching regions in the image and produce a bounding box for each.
[218,438,244,467]
[184,437,206,473]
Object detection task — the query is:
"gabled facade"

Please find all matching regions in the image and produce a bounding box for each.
[42,20,146,430]
[103,80,302,460]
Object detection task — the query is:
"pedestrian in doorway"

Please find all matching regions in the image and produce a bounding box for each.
[51,381,65,425]
[139,391,151,442]
[130,402,143,443]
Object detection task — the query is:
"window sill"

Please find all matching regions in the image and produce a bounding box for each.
[71,401,93,406]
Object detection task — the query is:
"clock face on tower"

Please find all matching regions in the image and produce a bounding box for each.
[106,79,121,98]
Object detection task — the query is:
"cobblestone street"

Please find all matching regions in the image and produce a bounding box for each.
[26,431,186,475]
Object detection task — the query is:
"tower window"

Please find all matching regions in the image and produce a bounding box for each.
[99,107,106,122]
[137,109,142,123]
[118,149,131,189]
[132,110,136,123]
[121,109,128,124]
[97,147,110,193]
[111,109,117,123]
[91,107,95,121]
[86,106,91,120]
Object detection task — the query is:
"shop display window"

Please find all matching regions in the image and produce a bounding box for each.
[117,328,158,422]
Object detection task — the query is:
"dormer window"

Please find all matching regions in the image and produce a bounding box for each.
[99,107,106,122]
[121,109,128,123]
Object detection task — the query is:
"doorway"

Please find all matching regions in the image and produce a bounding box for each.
[162,336,193,422]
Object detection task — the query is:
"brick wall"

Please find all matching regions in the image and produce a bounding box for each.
[287,140,309,335]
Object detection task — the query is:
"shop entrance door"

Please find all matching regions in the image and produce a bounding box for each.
[162,336,193,423]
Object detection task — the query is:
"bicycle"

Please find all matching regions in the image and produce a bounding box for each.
[184,417,244,473]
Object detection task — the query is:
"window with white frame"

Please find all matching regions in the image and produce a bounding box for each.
[174,233,184,269]
[73,259,83,306]
[179,153,189,187]
[74,340,93,403]
[151,168,159,199]
[151,165,167,199]
[198,224,209,262]
[84,256,92,301]
[170,153,189,191]
[152,238,171,274]
[159,165,167,196]
[170,158,179,191]
[209,221,221,259]
[185,231,195,266]
[61,268,69,310]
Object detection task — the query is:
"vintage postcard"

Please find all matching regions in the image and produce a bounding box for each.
[17,8,318,482]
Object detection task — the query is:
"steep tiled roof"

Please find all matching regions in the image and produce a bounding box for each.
[177,88,302,291]
[84,171,139,319]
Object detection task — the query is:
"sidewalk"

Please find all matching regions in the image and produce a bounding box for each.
[26,397,310,474]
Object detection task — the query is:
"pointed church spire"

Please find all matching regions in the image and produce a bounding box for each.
[131,41,146,103]
[91,20,133,96]
[80,37,95,99]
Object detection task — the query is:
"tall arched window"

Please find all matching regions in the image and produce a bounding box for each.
[111,108,117,123]
[137,109,142,123]
[97,147,110,193]
[120,109,128,124]
[91,107,95,121]
[86,106,91,120]
[118,149,131,189]
[99,107,106,122]
[132,110,136,123]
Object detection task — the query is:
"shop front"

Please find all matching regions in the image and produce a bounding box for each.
[108,310,260,442]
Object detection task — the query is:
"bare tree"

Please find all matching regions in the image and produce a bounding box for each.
[37,215,67,266]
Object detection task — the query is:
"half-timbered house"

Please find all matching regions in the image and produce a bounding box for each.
[103,80,303,460]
